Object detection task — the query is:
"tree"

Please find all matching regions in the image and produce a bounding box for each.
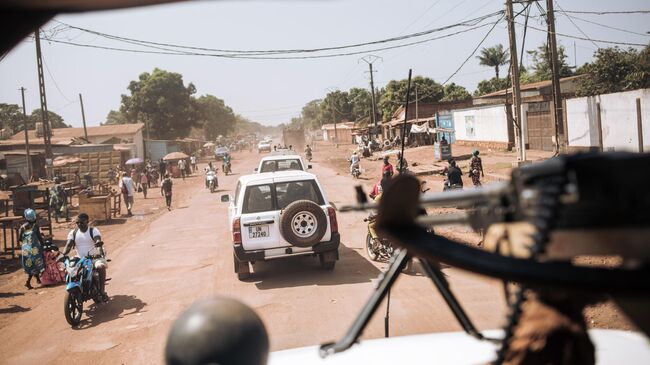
[320,90,352,124]
[477,44,509,79]
[195,94,236,140]
[441,83,472,102]
[348,87,373,123]
[378,76,443,121]
[0,103,24,134]
[526,42,573,82]
[28,109,70,130]
[576,46,650,96]
[120,68,197,139]
[474,77,509,96]
[104,110,128,125]
[300,99,322,130]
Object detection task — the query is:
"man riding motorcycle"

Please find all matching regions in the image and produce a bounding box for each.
[349,151,360,176]
[62,213,108,302]
[222,153,232,175]
[442,159,463,191]
[205,167,218,191]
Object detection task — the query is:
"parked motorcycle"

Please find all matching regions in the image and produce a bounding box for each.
[364,216,394,261]
[442,180,463,191]
[206,171,218,193]
[61,246,107,326]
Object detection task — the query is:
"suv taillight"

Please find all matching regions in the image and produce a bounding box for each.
[232,217,242,244]
[327,207,338,234]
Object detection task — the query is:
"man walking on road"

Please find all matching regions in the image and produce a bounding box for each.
[161,174,173,210]
[190,154,197,173]
[120,172,135,216]
[178,159,187,180]
[159,159,167,183]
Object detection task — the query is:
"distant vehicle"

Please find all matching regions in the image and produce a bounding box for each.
[214,147,230,160]
[258,141,272,153]
[255,154,311,173]
[282,128,306,151]
[221,170,339,280]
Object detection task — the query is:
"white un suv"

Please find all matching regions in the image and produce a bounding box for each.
[221,170,339,280]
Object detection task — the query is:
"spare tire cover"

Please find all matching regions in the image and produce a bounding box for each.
[279,200,328,247]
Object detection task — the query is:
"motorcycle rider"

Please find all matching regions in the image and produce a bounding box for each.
[349,151,360,175]
[305,145,313,160]
[222,153,232,174]
[63,213,108,302]
[442,159,463,190]
[367,172,392,247]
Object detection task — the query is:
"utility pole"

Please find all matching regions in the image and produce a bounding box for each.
[20,87,33,181]
[359,55,382,140]
[79,93,89,140]
[415,86,419,122]
[506,0,526,162]
[546,0,564,154]
[34,28,53,176]
[331,98,338,148]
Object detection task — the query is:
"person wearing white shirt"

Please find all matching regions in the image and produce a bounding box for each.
[63,213,108,302]
[119,172,135,216]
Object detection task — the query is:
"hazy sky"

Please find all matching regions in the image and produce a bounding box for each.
[1,0,648,128]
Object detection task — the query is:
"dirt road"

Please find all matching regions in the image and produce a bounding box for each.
[0,149,507,364]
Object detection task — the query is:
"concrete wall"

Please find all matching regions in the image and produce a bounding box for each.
[453,105,509,143]
[566,89,650,152]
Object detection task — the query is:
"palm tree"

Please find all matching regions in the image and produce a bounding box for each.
[477,44,509,79]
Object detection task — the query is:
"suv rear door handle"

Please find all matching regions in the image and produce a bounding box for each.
[243,220,275,226]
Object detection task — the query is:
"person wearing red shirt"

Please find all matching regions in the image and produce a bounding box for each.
[381,156,394,178]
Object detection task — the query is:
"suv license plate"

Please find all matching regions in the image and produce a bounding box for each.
[248,225,269,239]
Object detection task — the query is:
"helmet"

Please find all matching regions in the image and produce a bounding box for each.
[473,149,479,156]
[24,208,37,223]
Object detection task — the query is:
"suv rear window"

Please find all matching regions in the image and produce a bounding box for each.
[259,159,302,173]
[242,180,323,213]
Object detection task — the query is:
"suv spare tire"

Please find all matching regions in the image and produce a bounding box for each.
[280,200,327,247]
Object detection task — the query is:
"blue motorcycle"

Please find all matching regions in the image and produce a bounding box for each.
[62,247,106,326]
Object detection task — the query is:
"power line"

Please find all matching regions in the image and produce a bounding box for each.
[50,11,503,56]
[516,22,648,47]
[42,56,75,103]
[558,9,650,15]
[42,21,499,60]
[442,14,505,85]
[559,12,650,37]
[397,0,444,35]
[554,2,600,48]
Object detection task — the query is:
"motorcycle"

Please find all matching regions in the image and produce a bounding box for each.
[206,171,218,193]
[364,215,394,261]
[349,161,361,179]
[61,246,107,326]
[222,161,232,175]
[443,179,463,191]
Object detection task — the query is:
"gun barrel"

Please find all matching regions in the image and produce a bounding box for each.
[339,182,509,212]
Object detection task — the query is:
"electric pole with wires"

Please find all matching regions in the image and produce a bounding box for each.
[359,55,382,140]
[34,28,54,175]
[506,0,526,162]
[546,0,565,154]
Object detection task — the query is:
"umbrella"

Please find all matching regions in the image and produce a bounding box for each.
[125,157,144,165]
[203,142,215,148]
[163,152,189,161]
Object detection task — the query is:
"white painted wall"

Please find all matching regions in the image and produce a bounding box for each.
[565,89,650,152]
[453,105,509,142]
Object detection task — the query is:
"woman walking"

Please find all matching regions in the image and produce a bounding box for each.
[140,171,149,199]
[18,209,45,289]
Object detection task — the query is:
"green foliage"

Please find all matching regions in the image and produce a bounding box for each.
[320,90,353,124]
[120,68,197,139]
[28,109,69,130]
[195,94,236,140]
[476,44,509,79]
[473,77,509,96]
[0,103,24,134]
[300,99,322,130]
[441,83,471,102]
[526,42,573,82]
[348,87,373,123]
[104,110,128,125]
[378,76,443,121]
[576,46,650,96]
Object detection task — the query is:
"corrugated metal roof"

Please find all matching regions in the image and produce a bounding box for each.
[476,75,586,99]
[10,123,144,141]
